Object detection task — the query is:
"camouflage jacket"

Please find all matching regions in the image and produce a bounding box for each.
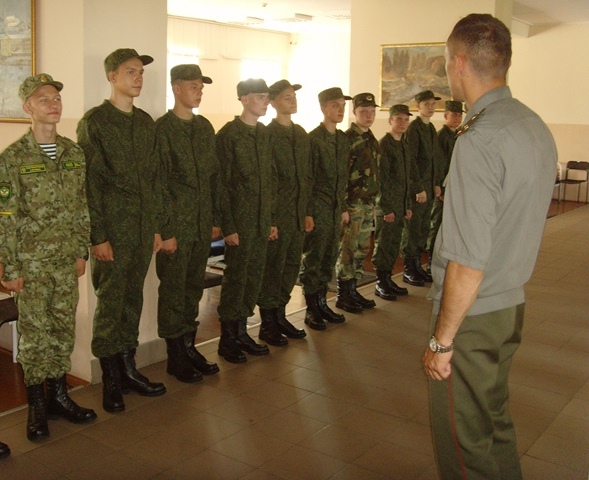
[267,119,312,231]
[407,116,444,195]
[308,123,350,222]
[0,129,90,281]
[77,100,161,247]
[344,123,380,205]
[437,124,457,190]
[155,111,221,243]
[378,132,420,217]
[216,117,275,238]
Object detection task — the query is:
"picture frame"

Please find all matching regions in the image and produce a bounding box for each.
[380,42,451,111]
[0,0,36,123]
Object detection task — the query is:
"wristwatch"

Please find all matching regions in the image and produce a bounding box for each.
[429,335,454,354]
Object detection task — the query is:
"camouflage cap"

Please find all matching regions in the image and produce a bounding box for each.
[237,78,270,99]
[268,79,301,99]
[170,64,212,84]
[445,100,464,113]
[19,73,63,102]
[415,90,441,103]
[389,104,413,117]
[318,87,352,105]
[353,92,379,109]
[104,48,154,77]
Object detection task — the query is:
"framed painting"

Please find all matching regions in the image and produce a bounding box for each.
[380,42,450,111]
[0,0,36,122]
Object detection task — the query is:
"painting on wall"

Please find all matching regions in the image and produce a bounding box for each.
[0,0,35,122]
[380,42,450,111]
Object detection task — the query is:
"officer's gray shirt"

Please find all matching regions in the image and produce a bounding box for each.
[429,86,557,316]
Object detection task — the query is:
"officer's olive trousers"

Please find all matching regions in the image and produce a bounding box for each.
[91,242,152,358]
[401,197,432,259]
[429,304,524,480]
[336,202,375,281]
[371,212,404,272]
[16,259,77,386]
[156,237,209,338]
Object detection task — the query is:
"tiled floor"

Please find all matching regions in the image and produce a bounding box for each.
[0,206,588,479]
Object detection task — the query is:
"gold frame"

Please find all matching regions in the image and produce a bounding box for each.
[0,0,36,123]
[380,42,450,111]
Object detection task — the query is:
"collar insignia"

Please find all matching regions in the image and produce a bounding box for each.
[456,108,486,137]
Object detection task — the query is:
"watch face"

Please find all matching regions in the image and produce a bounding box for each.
[429,336,437,352]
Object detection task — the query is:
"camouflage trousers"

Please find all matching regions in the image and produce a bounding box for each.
[372,209,405,272]
[401,196,433,259]
[336,202,376,280]
[15,258,78,386]
[258,217,305,309]
[90,242,153,358]
[426,197,444,255]
[156,237,209,339]
[218,233,268,321]
[299,209,339,295]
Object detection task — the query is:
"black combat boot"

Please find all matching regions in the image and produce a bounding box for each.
[335,279,364,313]
[46,375,97,424]
[165,336,203,383]
[235,318,270,355]
[304,294,326,331]
[276,304,306,338]
[26,383,49,440]
[99,355,125,412]
[218,320,247,363]
[349,278,376,309]
[183,331,220,375]
[0,442,10,460]
[388,275,408,296]
[375,269,397,301]
[119,349,166,397]
[317,291,346,322]
[259,308,288,346]
[415,258,433,283]
[403,258,425,286]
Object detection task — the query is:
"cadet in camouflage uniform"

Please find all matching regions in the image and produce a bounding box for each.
[77,49,166,413]
[0,74,96,441]
[335,92,380,313]
[372,104,422,300]
[257,80,311,346]
[299,87,351,331]
[425,100,464,272]
[402,90,443,286]
[216,78,276,363]
[155,64,220,382]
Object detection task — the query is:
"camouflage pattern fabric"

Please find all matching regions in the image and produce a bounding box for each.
[336,202,375,280]
[154,111,220,338]
[77,101,160,357]
[0,130,89,385]
[258,120,311,309]
[299,124,350,295]
[215,118,274,321]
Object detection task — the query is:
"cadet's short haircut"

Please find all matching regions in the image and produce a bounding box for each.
[447,13,512,80]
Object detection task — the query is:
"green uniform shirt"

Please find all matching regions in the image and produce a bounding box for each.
[407,116,443,195]
[0,130,90,280]
[344,123,380,205]
[77,100,160,247]
[155,111,220,242]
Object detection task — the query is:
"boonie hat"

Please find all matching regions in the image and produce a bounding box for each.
[415,90,441,103]
[104,48,154,77]
[389,104,413,116]
[19,73,63,102]
[318,87,352,105]
[170,64,212,84]
[237,78,270,99]
[269,79,301,99]
[353,92,379,109]
[445,100,464,113]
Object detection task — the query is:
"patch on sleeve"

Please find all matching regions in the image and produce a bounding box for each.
[0,182,12,203]
[19,164,46,175]
[62,161,82,170]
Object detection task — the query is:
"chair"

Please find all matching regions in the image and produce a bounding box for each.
[561,161,589,204]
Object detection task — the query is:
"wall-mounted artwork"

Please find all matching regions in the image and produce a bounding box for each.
[380,42,450,111]
[0,0,36,122]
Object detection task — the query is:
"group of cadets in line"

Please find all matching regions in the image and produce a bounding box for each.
[0,47,463,447]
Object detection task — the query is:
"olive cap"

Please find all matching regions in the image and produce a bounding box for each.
[170,64,212,84]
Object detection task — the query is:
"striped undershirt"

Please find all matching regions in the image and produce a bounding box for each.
[39,143,57,160]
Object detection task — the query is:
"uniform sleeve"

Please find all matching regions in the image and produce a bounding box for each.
[0,152,22,280]
[73,148,91,259]
[377,140,398,215]
[209,134,222,229]
[216,130,237,236]
[432,132,445,187]
[154,126,175,240]
[306,137,320,219]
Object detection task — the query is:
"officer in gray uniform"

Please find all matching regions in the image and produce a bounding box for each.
[155,64,220,382]
[299,87,351,330]
[216,78,276,362]
[257,79,311,345]
[0,74,96,440]
[77,49,166,413]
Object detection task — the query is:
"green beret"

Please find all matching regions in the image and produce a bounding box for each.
[318,87,352,105]
[170,64,212,84]
[237,78,270,99]
[269,79,301,99]
[445,100,464,113]
[104,48,153,77]
[415,90,441,103]
[389,104,413,117]
[353,92,379,108]
[19,73,63,102]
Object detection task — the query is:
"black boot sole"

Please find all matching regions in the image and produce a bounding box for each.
[103,402,125,413]
[27,429,49,441]
[375,289,396,301]
[334,300,363,314]
[402,276,425,287]
[166,368,204,384]
[47,410,97,424]
[259,332,288,347]
[217,347,247,363]
[120,384,167,397]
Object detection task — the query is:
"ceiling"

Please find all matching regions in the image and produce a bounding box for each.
[167,0,589,33]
